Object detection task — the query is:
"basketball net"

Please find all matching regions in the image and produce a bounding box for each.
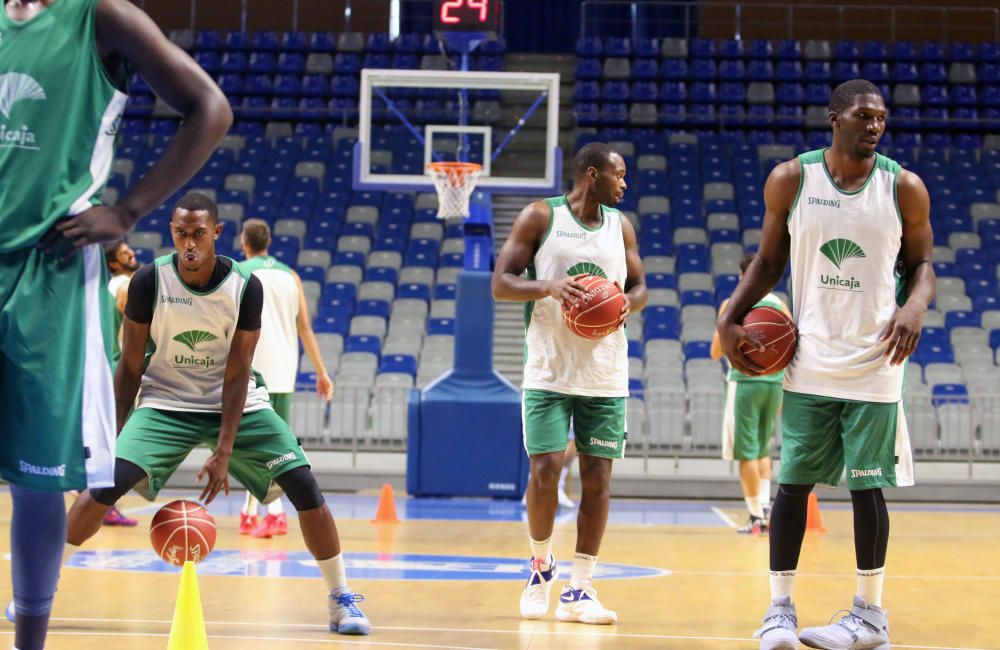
[427,161,482,219]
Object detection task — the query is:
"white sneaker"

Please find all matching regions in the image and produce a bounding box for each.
[555,584,618,625]
[557,490,575,509]
[519,556,559,619]
[328,588,370,635]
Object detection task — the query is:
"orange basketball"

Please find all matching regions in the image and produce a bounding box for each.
[563,275,625,340]
[740,306,798,375]
[150,500,216,566]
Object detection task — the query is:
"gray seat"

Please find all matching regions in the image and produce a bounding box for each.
[436,267,460,285]
[642,255,675,274]
[757,144,795,161]
[707,212,740,231]
[274,218,307,243]
[349,315,387,341]
[127,231,161,250]
[169,29,194,50]
[892,84,921,107]
[421,55,449,71]
[984,135,1000,151]
[668,132,698,145]
[400,266,435,287]
[629,103,658,126]
[371,149,393,168]
[937,294,973,313]
[933,246,956,263]
[949,232,981,250]
[411,222,444,241]
[264,122,293,141]
[333,126,359,145]
[297,249,331,269]
[647,288,678,307]
[416,193,439,211]
[472,100,502,124]
[382,336,422,357]
[305,53,334,75]
[711,242,743,261]
[674,227,708,245]
[805,105,829,129]
[746,82,775,104]
[637,154,667,171]
[218,203,244,226]
[368,251,402,271]
[337,235,371,255]
[225,174,256,199]
[347,205,379,225]
[936,277,966,296]
[295,161,325,182]
[803,40,832,60]
[638,196,670,216]
[337,32,365,53]
[112,159,134,185]
[971,202,1000,224]
[608,140,636,158]
[703,182,734,201]
[602,58,631,80]
[742,229,762,248]
[219,134,244,156]
[678,272,713,292]
[102,187,118,205]
[391,298,429,319]
[661,38,688,58]
[429,299,456,319]
[358,281,395,302]
[326,265,362,287]
[440,238,464,255]
[949,62,977,84]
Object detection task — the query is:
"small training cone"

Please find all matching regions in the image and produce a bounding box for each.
[167,561,209,650]
[371,483,399,523]
[805,492,826,533]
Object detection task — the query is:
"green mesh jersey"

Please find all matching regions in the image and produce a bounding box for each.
[0,0,128,252]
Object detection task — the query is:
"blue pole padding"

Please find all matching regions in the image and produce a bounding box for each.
[464,190,494,271]
[492,91,548,163]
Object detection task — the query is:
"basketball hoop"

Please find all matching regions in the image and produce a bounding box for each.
[428,161,482,219]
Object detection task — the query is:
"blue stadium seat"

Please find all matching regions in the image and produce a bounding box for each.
[632,58,658,80]
[379,355,417,377]
[931,384,969,406]
[691,59,717,81]
[194,30,222,51]
[690,38,716,58]
[397,283,430,301]
[576,58,601,80]
[890,41,917,61]
[575,37,602,57]
[660,58,687,80]
[427,318,455,335]
[346,335,381,358]
[775,40,802,60]
[357,299,391,319]
[860,62,889,83]
[718,60,745,81]
[604,37,631,57]
[834,61,860,82]
[920,63,948,84]
[776,61,803,82]
[683,341,712,359]
[282,31,308,52]
[835,41,860,60]
[310,32,336,53]
[628,339,644,359]
[634,38,659,58]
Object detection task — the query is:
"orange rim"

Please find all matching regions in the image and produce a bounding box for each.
[428,161,482,176]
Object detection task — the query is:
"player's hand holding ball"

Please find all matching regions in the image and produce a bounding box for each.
[562,275,627,340]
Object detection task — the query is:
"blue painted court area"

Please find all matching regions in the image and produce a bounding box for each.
[66,550,667,581]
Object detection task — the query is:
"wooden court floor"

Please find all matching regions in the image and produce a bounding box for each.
[0,490,997,650]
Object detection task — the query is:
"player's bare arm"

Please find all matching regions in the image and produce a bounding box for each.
[880,169,935,366]
[717,159,798,375]
[710,298,731,360]
[40,0,233,254]
[492,201,587,305]
[198,327,259,504]
[295,272,335,401]
[618,215,647,326]
[114,314,150,434]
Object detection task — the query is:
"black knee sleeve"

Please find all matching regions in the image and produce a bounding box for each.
[850,488,889,569]
[769,483,814,572]
[274,466,325,511]
[90,459,147,506]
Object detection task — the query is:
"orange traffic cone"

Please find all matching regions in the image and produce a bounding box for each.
[805,492,826,532]
[371,483,399,523]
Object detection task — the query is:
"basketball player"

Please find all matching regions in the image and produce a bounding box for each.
[1,1,231,647]
[59,194,370,634]
[717,79,934,650]
[711,254,789,536]
[101,240,143,527]
[237,218,335,538]
[492,143,647,624]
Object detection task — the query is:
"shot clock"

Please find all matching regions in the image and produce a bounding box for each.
[433,0,503,36]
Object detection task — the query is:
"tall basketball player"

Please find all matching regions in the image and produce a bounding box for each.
[0,1,231,647]
[492,143,647,624]
[718,79,935,650]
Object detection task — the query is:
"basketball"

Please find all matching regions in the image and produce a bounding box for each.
[150,500,216,566]
[563,275,625,340]
[740,306,798,375]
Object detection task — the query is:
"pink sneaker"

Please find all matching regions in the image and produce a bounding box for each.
[252,513,288,538]
[103,506,138,527]
[239,513,258,535]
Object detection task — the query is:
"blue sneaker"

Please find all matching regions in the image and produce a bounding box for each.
[328,589,370,635]
[519,556,559,619]
[554,584,618,625]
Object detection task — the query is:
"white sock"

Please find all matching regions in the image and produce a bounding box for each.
[745,495,764,519]
[317,553,348,593]
[64,542,80,566]
[267,498,284,515]
[759,480,771,508]
[557,467,569,492]
[570,552,597,589]
[529,536,553,569]
[857,568,885,607]
[242,492,258,516]
[769,570,796,600]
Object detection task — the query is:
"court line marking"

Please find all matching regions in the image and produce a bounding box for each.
[45,617,994,649]
[1,628,495,650]
[667,569,1000,581]
[710,506,739,528]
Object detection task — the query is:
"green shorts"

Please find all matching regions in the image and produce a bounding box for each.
[522,389,627,459]
[723,381,782,461]
[117,407,310,503]
[0,245,117,492]
[780,391,908,490]
[270,392,292,423]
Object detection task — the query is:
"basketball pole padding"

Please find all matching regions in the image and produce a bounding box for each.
[371,483,399,523]
[167,561,209,650]
[806,492,826,533]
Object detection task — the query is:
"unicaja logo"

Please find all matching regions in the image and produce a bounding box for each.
[0,73,45,119]
[820,238,866,270]
[173,329,218,352]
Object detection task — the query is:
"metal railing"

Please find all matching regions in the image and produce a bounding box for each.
[580,1,1000,43]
